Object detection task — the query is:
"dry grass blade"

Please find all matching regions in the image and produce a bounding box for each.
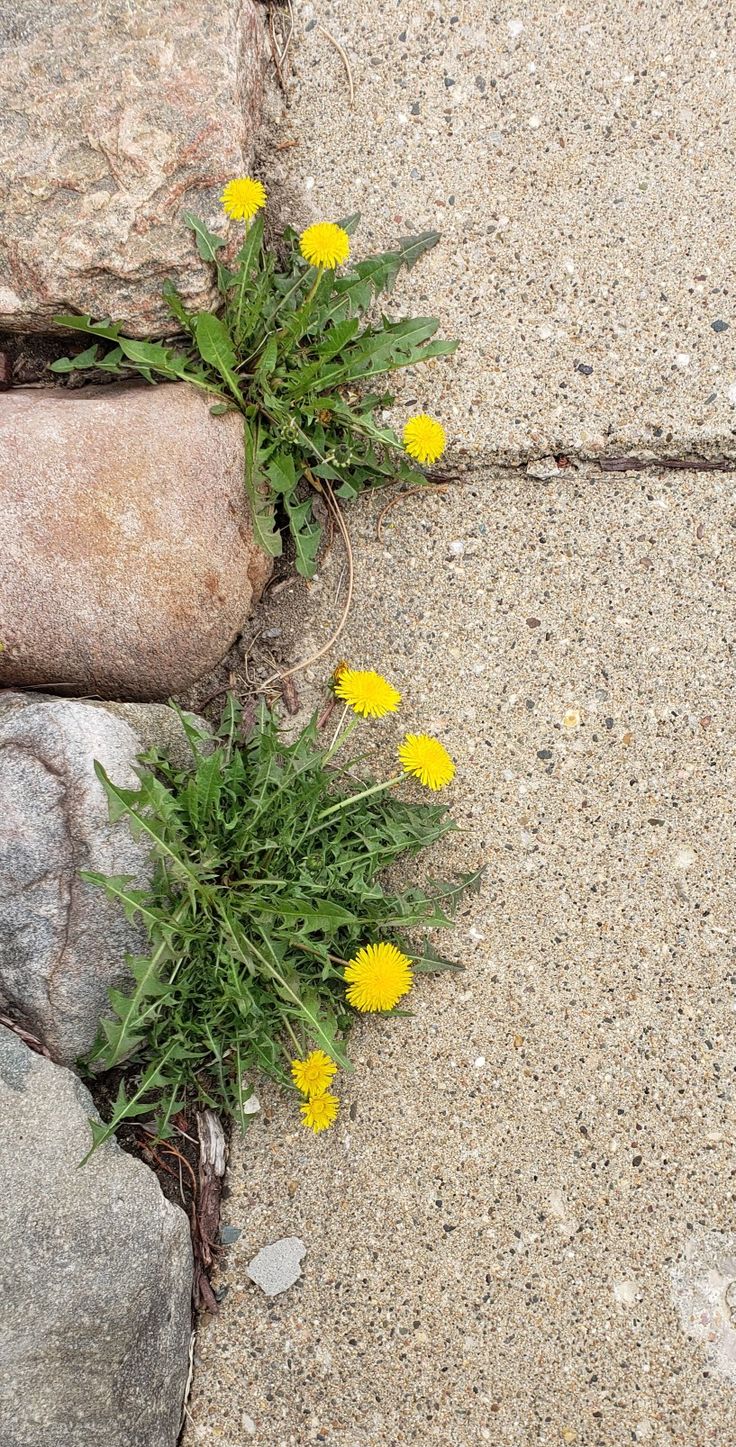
[317,25,355,107]
[268,0,295,93]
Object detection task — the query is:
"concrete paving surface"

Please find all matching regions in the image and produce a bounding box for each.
[185,2,736,1442]
[260,0,736,467]
[185,468,736,1447]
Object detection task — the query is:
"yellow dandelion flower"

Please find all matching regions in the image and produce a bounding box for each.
[403,413,446,466]
[299,221,351,269]
[300,1092,339,1133]
[220,176,267,222]
[344,941,413,1013]
[398,733,455,790]
[334,668,401,719]
[291,1050,338,1097]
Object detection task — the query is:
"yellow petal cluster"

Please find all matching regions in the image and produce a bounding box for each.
[398,733,455,790]
[403,413,446,466]
[299,222,351,269]
[334,668,401,719]
[291,1050,338,1097]
[344,941,413,1012]
[220,176,267,222]
[300,1093,339,1133]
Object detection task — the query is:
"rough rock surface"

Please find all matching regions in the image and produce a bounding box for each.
[0,0,266,335]
[0,693,201,1064]
[0,383,272,699]
[0,1026,192,1447]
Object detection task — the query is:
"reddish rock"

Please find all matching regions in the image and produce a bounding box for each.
[0,384,272,699]
[0,0,267,335]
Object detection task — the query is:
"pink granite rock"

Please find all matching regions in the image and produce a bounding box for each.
[0,383,272,699]
[0,0,267,335]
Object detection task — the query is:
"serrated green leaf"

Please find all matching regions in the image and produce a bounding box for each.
[255,335,278,378]
[184,213,226,264]
[53,314,123,341]
[243,419,282,558]
[162,278,195,333]
[405,943,464,973]
[93,761,200,884]
[80,872,162,932]
[267,451,297,496]
[193,312,245,405]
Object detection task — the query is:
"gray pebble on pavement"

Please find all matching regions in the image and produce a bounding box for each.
[246,1237,306,1296]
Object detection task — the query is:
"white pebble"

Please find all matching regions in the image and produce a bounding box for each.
[449,540,465,556]
[674,352,690,369]
[508,18,524,37]
[473,1056,486,1069]
[528,115,541,129]
[727,382,736,405]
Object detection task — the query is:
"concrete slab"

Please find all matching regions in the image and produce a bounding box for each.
[261,0,736,465]
[184,467,736,1445]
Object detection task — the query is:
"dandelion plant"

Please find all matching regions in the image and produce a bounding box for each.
[51,178,458,578]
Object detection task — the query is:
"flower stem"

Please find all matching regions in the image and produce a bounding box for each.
[235,216,252,343]
[317,773,403,821]
[283,1018,302,1054]
[323,714,359,762]
[303,265,324,308]
[326,703,352,756]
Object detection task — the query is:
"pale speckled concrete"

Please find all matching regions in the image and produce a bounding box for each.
[258,0,736,466]
[184,469,736,1446]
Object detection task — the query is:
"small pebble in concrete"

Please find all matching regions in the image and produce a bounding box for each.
[246,1237,306,1296]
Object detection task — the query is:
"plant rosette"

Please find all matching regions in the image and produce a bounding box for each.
[80,673,481,1155]
[52,178,457,581]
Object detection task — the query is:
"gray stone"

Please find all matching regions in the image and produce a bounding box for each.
[0,384,272,700]
[88,702,213,771]
[246,1237,306,1296]
[0,693,205,1064]
[0,1026,192,1447]
[0,0,266,335]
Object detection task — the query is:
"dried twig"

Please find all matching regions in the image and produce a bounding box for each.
[317,694,339,731]
[180,1330,197,1430]
[317,24,355,107]
[0,1013,52,1059]
[280,673,301,715]
[268,0,295,92]
[192,1110,228,1313]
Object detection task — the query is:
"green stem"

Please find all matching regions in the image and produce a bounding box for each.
[324,712,358,762]
[234,216,252,342]
[317,773,403,821]
[283,1018,302,1054]
[290,938,351,968]
[303,266,324,308]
